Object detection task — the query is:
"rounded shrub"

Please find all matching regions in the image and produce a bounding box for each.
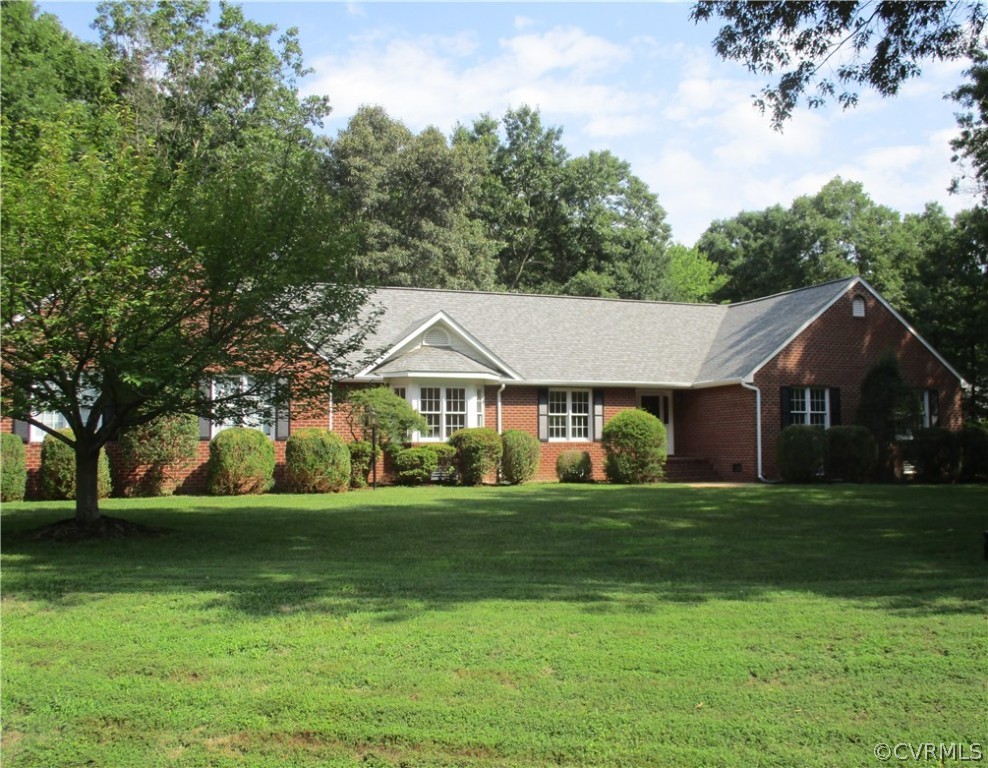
[347,440,373,488]
[1,432,27,502]
[432,443,457,483]
[959,423,988,482]
[501,429,541,485]
[206,427,275,496]
[285,428,350,493]
[910,428,961,483]
[776,425,827,483]
[602,409,667,484]
[394,446,439,486]
[40,429,112,500]
[825,425,878,483]
[556,450,593,483]
[117,414,199,496]
[448,427,503,486]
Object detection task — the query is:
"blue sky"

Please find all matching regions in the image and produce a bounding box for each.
[39,1,975,245]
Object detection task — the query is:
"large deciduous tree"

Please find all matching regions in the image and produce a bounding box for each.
[1,2,373,532]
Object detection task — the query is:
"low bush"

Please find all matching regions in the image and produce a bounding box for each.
[285,428,350,493]
[206,427,274,496]
[556,450,593,483]
[910,428,961,483]
[501,429,541,485]
[825,425,877,483]
[449,427,502,486]
[1,433,27,502]
[117,414,199,496]
[432,443,457,483]
[602,409,666,484]
[40,429,112,500]
[347,440,373,488]
[777,425,827,483]
[959,423,988,482]
[394,446,439,486]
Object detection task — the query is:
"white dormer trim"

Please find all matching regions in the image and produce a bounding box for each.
[353,310,523,382]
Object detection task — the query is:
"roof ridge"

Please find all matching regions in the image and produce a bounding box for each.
[371,285,721,308]
[726,276,859,308]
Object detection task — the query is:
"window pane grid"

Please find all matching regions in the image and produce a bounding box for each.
[548,389,591,440]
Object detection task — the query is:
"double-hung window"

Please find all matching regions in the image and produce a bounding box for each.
[548,389,590,440]
[210,376,275,438]
[414,385,472,441]
[783,386,839,429]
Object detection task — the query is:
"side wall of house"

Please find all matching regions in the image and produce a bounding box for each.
[753,285,964,479]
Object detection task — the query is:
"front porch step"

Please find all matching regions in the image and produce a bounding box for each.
[664,457,721,483]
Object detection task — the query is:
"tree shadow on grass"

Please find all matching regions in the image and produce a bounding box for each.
[2,484,985,619]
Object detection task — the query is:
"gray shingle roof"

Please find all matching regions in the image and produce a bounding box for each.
[374,346,503,377]
[338,278,860,386]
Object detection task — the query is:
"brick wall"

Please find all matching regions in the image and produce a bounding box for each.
[675,387,758,481]
[753,285,964,479]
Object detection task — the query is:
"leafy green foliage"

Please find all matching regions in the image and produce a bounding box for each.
[661,244,728,303]
[909,428,962,484]
[345,387,428,449]
[500,429,541,485]
[347,441,373,489]
[855,353,922,481]
[40,430,111,500]
[206,428,274,496]
[949,50,988,205]
[825,425,877,483]
[602,410,667,484]
[394,446,441,486]
[959,423,988,481]
[448,427,503,486]
[117,414,199,496]
[0,433,27,502]
[692,1,986,128]
[285,428,351,494]
[777,426,828,483]
[556,450,594,483]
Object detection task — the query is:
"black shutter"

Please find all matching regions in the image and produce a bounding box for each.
[537,389,549,442]
[199,416,211,441]
[780,386,792,429]
[12,419,30,443]
[829,388,841,427]
[592,390,605,441]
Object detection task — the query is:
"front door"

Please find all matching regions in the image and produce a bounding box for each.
[639,391,674,454]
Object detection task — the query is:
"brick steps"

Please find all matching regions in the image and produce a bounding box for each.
[664,457,721,483]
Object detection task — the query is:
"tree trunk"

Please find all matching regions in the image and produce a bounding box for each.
[74,443,102,528]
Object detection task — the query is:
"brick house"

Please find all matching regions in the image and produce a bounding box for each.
[5,276,967,492]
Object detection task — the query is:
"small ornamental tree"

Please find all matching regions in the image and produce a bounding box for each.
[285,428,350,493]
[345,387,427,450]
[1,432,27,502]
[206,427,275,496]
[855,352,921,481]
[449,427,502,486]
[777,425,827,483]
[40,429,112,500]
[501,429,541,485]
[602,409,667,484]
[556,450,593,483]
[117,414,199,496]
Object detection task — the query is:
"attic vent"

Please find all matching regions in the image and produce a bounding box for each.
[424,328,450,347]
[852,295,866,318]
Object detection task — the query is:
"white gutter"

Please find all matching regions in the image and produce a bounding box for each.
[739,379,775,483]
[329,386,334,432]
[496,383,506,433]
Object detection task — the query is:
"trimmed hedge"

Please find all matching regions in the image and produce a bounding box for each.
[556,450,593,483]
[449,427,502,486]
[347,441,373,489]
[206,427,275,496]
[777,425,827,483]
[910,428,961,483]
[117,414,199,496]
[501,429,541,485]
[40,429,112,500]
[394,446,439,486]
[602,409,667,484]
[825,425,877,483]
[959,424,988,482]
[285,428,350,493]
[1,432,27,502]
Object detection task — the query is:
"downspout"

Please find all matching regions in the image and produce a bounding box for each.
[740,379,777,483]
[328,385,334,432]
[496,383,506,434]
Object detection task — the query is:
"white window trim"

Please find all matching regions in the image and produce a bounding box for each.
[395,380,486,442]
[210,375,275,439]
[28,384,100,442]
[548,388,591,442]
[789,386,831,428]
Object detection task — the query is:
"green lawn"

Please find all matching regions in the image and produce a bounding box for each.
[2,484,985,767]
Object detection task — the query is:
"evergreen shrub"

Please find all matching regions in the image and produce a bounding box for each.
[118,414,199,496]
[206,427,274,496]
[40,429,112,500]
[348,440,373,488]
[556,450,593,483]
[602,409,667,484]
[449,427,502,486]
[501,429,541,485]
[285,428,350,493]
[910,428,961,483]
[777,425,827,483]
[959,423,988,482]
[825,425,877,483]
[394,446,439,485]
[1,432,27,502]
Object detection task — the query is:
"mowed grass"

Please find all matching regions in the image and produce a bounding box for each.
[1,484,985,767]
